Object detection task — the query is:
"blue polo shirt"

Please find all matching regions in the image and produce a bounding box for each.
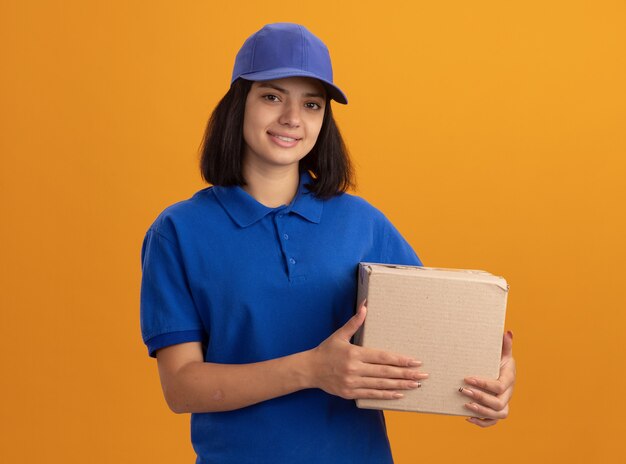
[140,171,422,464]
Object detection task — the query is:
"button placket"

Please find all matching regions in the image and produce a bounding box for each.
[274,211,296,277]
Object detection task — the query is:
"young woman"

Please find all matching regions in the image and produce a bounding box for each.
[140,22,516,463]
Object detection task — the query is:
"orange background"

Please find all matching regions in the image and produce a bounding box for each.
[1,1,625,462]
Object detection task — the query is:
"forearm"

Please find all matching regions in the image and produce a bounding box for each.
[159,302,426,413]
[167,350,314,413]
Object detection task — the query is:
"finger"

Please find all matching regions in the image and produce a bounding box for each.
[335,304,367,341]
[358,346,422,368]
[501,330,513,360]
[348,388,406,400]
[466,417,499,428]
[359,363,429,381]
[356,377,423,391]
[463,401,509,420]
[464,365,515,396]
[458,386,513,412]
[498,359,516,391]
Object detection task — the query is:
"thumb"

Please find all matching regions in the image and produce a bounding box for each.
[335,301,367,342]
[501,330,513,360]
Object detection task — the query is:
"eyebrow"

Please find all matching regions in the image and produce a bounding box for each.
[257,82,325,99]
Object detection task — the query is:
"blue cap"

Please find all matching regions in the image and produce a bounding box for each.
[231,23,348,104]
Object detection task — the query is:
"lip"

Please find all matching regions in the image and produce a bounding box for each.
[267,130,301,148]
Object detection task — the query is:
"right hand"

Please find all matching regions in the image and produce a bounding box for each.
[309,300,429,400]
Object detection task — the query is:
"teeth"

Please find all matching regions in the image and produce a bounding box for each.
[273,134,297,142]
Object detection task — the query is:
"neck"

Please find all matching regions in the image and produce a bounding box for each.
[241,163,300,208]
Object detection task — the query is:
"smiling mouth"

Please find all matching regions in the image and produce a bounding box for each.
[268,131,301,142]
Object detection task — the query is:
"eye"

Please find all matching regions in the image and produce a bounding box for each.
[305,102,323,110]
[262,94,280,102]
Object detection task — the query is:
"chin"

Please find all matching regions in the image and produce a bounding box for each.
[244,142,313,170]
[265,150,310,166]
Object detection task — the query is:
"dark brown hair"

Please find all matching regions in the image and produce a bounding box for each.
[199,78,355,199]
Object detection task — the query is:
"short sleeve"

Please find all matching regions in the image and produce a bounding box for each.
[140,228,207,358]
[382,217,423,266]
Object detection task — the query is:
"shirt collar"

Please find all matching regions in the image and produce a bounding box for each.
[212,171,324,228]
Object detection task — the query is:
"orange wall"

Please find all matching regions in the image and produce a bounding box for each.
[1,1,625,462]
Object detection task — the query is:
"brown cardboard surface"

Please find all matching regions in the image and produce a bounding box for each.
[354,263,509,416]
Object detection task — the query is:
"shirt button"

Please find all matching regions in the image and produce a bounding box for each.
[277,213,284,218]
[283,234,289,240]
[289,258,296,264]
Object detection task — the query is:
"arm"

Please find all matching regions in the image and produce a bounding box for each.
[157,342,312,413]
[157,301,429,414]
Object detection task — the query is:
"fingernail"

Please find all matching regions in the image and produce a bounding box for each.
[507,330,513,340]
[466,403,479,411]
[408,360,422,367]
[466,378,478,386]
[458,387,473,397]
[393,393,404,399]
[409,381,421,388]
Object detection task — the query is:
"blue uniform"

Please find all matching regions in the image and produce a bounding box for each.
[140,171,422,463]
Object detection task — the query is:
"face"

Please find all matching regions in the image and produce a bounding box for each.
[242,77,326,173]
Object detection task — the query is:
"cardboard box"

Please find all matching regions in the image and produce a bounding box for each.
[354,263,509,416]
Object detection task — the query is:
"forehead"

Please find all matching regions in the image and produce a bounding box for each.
[252,77,326,97]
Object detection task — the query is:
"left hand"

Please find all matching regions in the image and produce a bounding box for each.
[459,330,516,427]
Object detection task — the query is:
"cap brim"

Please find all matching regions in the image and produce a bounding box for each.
[238,68,348,104]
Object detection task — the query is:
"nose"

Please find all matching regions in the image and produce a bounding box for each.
[278,100,301,127]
